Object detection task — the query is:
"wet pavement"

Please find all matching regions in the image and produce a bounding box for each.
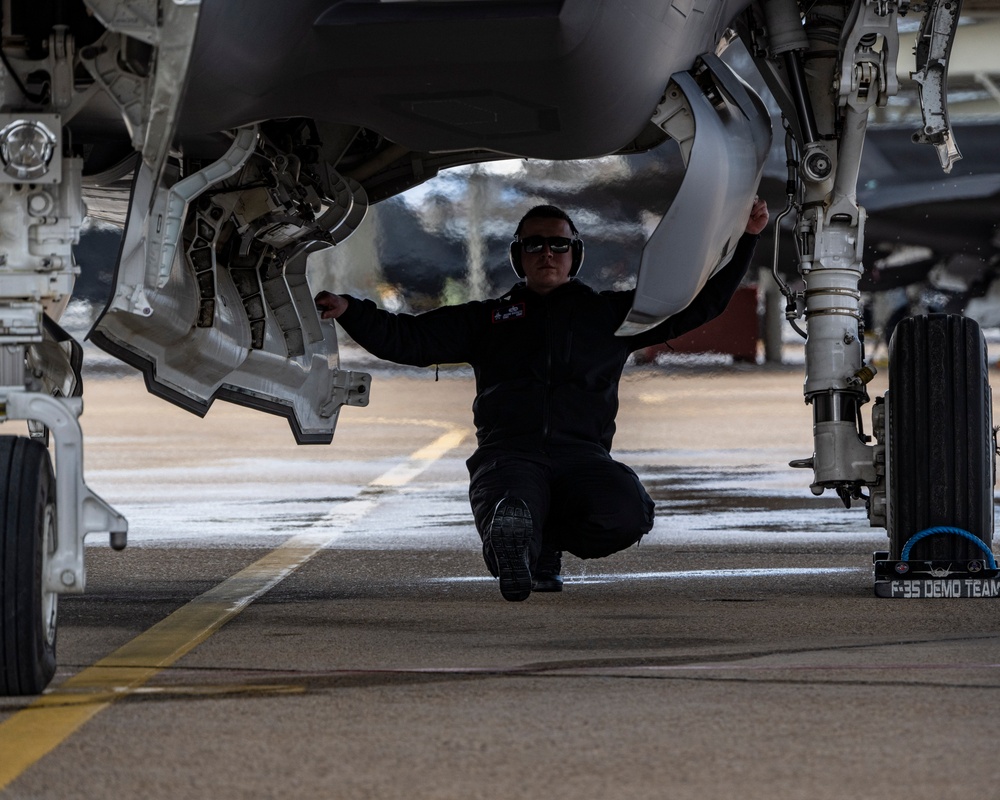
[2,366,1000,799]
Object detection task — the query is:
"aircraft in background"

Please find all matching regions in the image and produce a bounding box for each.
[1,0,997,695]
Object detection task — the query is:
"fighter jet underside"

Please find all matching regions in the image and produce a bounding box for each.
[1,0,998,695]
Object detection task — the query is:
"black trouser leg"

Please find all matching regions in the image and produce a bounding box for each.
[468,452,654,574]
[547,456,654,559]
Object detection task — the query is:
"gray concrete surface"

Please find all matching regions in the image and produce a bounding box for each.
[2,366,999,799]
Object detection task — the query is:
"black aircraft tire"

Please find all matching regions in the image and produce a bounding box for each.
[887,314,995,560]
[0,436,58,696]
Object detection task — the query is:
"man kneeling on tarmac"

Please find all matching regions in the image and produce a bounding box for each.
[316,199,768,600]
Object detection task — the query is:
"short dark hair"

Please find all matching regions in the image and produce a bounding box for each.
[514,205,579,238]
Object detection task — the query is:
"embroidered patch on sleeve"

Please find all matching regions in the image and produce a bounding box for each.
[492,302,526,323]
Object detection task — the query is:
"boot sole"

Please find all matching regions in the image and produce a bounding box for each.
[489,499,533,602]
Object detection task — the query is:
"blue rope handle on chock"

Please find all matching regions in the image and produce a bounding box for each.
[900,526,997,569]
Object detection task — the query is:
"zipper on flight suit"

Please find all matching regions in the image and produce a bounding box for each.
[541,299,552,444]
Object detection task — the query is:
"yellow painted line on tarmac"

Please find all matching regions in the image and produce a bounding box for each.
[371,426,468,487]
[0,422,470,791]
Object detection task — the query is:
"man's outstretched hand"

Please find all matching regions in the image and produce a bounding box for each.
[745,196,769,236]
[315,290,348,320]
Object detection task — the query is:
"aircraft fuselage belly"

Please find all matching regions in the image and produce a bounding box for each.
[179,0,751,159]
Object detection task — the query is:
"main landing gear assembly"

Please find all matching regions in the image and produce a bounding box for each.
[0,28,127,695]
[744,0,997,598]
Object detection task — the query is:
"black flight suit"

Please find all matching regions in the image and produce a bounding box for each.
[335,232,759,573]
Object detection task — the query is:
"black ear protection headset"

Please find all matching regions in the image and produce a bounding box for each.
[509,207,585,279]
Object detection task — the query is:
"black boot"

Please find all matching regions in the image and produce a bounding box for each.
[533,550,563,592]
[484,497,533,602]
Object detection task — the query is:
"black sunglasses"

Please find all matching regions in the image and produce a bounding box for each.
[520,235,573,254]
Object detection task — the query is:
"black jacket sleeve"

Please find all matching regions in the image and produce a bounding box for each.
[336,296,480,367]
[624,232,760,352]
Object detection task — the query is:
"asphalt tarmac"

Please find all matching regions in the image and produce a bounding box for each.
[2,364,999,799]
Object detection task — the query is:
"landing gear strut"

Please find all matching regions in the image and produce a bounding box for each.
[746,0,995,594]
